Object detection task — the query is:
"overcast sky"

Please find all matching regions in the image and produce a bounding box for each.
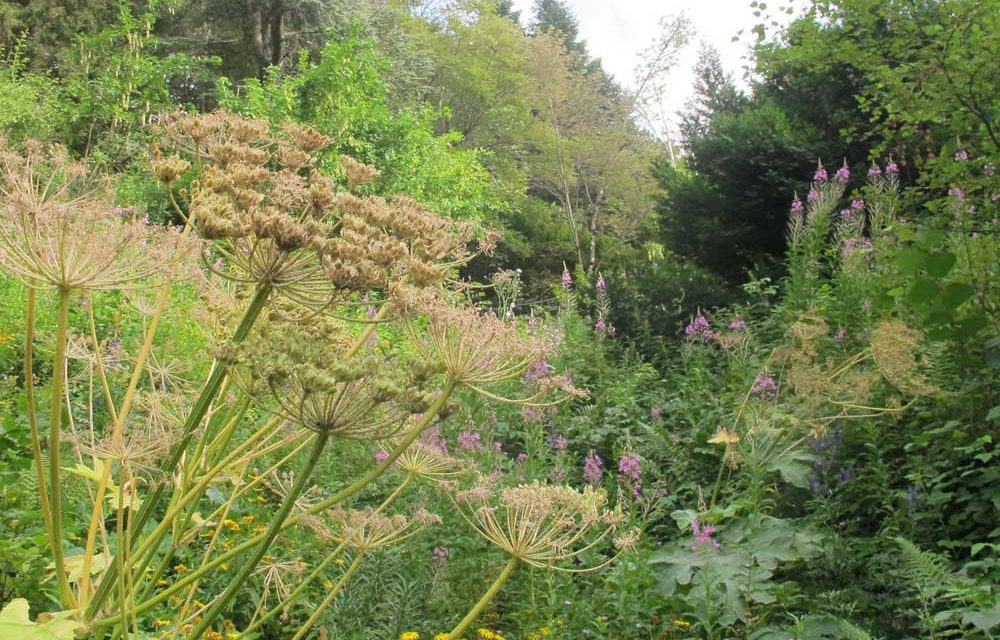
[510,0,804,134]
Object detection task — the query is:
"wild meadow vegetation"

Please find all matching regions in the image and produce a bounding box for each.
[0,1,997,639]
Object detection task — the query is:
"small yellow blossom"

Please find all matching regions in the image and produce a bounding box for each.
[223,518,241,532]
[335,558,346,566]
[173,564,188,573]
[672,619,691,628]
[240,514,256,524]
[227,634,239,640]
[157,579,168,586]
[400,632,420,640]
[323,580,334,589]
[154,620,171,627]
[434,635,449,640]
[478,629,507,640]
[252,524,267,534]
[0,332,15,345]
[220,563,229,572]
[204,632,223,640]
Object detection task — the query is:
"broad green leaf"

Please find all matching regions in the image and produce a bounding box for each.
[940,282,975,310]
[907,279,939,306]
[0,599,85,640]
[925,251,956,277]
[895,247,927,275]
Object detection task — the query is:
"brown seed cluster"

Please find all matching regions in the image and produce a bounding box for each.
[155,111,477,305]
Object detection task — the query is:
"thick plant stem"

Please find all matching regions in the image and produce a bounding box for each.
[90,382,454,630]
[23,285,53,539]
[185,430,331,640]
[86,282,272,619]
[447,557,519,640]
[289,552,366,640]
[49,287,75,607]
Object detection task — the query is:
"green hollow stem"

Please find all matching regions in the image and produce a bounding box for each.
[289,552,366,640]
[90,382,455,630]
[86,282,272,619]
[184,430,331,640]
[23,284,54,540]
[49,287,74,608]
[446,557,519,640]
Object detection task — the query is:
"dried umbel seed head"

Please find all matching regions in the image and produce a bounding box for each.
[452,479,626,571]
[404,295,558,400]
[870,321,936,396]
[340,155,380,189]
[392,441,468,483]
[244,319,428,438]
[0,143,196,291]
[327,506,437,551]
[282,122,332,155]
[152,155,191,184]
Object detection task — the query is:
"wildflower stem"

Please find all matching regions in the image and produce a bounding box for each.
[185,430,331,640]
[48,286,75,608]
[23,283,54,543]
[708,455,728,512]
[242,542,348,636]
[86,282,273,619]
[288,551,366,640]
[90,383,454,631]
[446,557,519,640]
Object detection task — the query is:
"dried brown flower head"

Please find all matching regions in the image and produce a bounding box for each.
[327,507,438,551]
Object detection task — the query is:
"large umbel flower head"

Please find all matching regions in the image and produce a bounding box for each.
[0,143,190,291]
[451,478,635,572]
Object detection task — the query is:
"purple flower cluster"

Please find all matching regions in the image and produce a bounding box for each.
[423,427,448,454]
[561,267,573,289]
[374,450,390,463]
[751,373,778,400]
[550,434,569,450]
[835,163,850,183]
[691,519,720,550]
[457,431,482,451]
[583,451,603,485]
[596,275,606,290]
[684,313,715,340]
[729,319,746,331]
[885,160,899,176]
[948,186,965,202]
[867,164,882,178]
[814,164,829,183]
[955,149,969,161]
[523,360,552,383]
[790,194,804,214]
[618,454,642,498]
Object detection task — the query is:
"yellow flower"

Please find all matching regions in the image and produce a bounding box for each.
[538,627,551,637]
[220,562,229,572]
[204,632,223,640]
[323,580,334,589]
[335,557,346,565]
[227,634,239,640]
[672,619,691,628]
[154,620,171,627]
[0,332,16,345]
[434,635,449,640]
[173,564,188,573]
[400,633,420,640]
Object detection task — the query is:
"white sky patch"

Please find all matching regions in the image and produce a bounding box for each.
[511,0,805,135]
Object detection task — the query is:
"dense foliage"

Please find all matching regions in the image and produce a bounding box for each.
[0,0,998,639]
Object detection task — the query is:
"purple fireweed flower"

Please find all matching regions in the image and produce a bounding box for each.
[955,149,969,161]
[595,319,606,333]
[618,455,642,481]
[867,164,882,178]
[839,208,856,221]
[374,450,390,463]
[583,451,603,484]
[751,373,778,400]
[458,431,482,451]
[885,160,899,176]
[791,194,804,214]
[852,198,865,210]
[729,319,746,330]
[948,186,965,202]
[807,188,820,205]
[561,267,572,289]
[550,434,569,450]
[423,427,448,454]
[691,519,720,550]
[814,164,828,183]
[835,326,846,341]
[835,163,850,183]
[684,313,715,340]
[523,360,551,383]
[596,275,606,290]
[212,258,224,271]
[516,452,529,464]
[494,441,503,451]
